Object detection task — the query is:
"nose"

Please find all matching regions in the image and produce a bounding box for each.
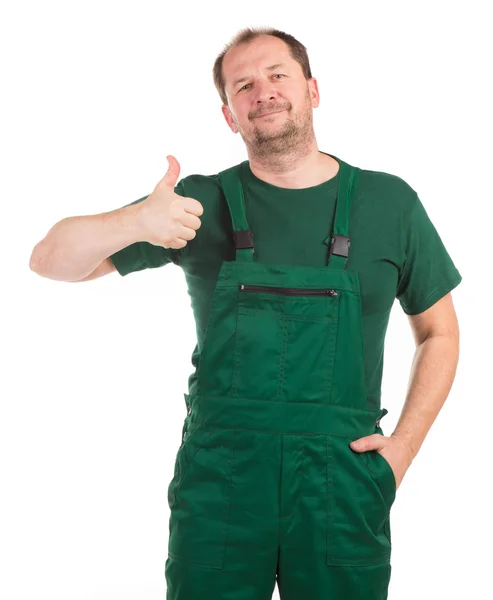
[253,78,279,104]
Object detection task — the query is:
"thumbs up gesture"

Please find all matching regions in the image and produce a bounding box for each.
[138,155,203,249]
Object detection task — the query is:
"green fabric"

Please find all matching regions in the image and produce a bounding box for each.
[109,152,462,412]
[166,424,395,597]
[164,157,396,598]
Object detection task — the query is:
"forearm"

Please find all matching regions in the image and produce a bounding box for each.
[29,202,146,281]
[391,332,460,460]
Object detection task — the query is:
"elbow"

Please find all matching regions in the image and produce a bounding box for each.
[29,240,54,276]
[29,243,43,273]
[29,218,68,275]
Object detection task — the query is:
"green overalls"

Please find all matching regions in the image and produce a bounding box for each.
[165,154,397,600]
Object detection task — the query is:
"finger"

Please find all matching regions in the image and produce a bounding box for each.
[182,197,204,217]
[169,237,188,249]
[176,225,198,242]
[180,211,202,231]
[350,434,384,452]
[158,155,181,190]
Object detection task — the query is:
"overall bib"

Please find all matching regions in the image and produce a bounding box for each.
[165,154,397,600]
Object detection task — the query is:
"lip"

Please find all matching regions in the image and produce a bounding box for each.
[255,109,285,119]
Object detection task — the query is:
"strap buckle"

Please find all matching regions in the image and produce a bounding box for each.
[376,408,389,429]
[232,230,254,249]
[328,234,350,258]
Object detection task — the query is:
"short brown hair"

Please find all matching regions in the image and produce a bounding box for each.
[212,27,313,106]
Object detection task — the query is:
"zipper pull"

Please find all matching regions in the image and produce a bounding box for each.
[327,289,338,296]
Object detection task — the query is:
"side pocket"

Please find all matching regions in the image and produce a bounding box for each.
[365,448,397,546]
[370,449,397,510]
[168,427,235,570]
[167,424,211,511]
[326,436,393,567]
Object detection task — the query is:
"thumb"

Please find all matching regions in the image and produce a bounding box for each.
[350,433,384,453]
[159,154,181,189]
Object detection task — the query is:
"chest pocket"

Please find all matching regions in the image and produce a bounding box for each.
[232,284,340,401]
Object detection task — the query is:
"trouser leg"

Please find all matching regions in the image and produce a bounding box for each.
[277,433,393,600]
[165,429,280,600]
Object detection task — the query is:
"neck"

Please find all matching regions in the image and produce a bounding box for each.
[247,148,339,189]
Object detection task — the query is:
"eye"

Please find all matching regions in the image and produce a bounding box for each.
[238,74,286,92]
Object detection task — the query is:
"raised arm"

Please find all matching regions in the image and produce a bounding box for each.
[29,155,203,282]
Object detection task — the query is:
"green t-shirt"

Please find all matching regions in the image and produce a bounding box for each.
[110,154,462,411]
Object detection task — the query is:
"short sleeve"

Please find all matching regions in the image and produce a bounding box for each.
[396,194,462,315]
[109,180,186,276]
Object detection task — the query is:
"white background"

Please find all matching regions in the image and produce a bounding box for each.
[2,1,491,598]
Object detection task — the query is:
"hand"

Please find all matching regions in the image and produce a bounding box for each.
[350,433,414,491]
[138,155,204,250]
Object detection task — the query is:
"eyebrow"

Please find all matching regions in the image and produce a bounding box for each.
[231,63,287,87]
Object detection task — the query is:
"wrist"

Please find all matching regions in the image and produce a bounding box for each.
[390,433,417,462]
[115,201,149,245]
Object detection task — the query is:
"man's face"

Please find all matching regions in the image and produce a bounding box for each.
[221,35,320,157]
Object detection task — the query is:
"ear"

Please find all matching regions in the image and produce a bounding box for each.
[308,77,320,109]
[221,104,239,134]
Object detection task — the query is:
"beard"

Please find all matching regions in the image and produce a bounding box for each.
[235,86,315,163]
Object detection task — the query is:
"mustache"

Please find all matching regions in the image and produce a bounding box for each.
[250,105,290,119]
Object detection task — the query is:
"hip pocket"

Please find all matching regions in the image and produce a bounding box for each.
[326,435,396,567]
[167,426,234,570]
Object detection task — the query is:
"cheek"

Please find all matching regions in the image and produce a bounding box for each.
[237,106,251,124]
[236,115,252,131]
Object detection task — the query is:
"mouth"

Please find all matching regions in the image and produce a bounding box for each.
[254,109,285,119]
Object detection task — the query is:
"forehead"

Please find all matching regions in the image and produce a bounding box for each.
[223,36,297,89]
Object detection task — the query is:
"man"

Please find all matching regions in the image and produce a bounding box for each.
[30,26,461,600]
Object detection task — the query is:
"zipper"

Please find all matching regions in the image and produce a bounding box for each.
[238,284,338,296]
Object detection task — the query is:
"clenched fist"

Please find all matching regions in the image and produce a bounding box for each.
[138,155,203,249]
